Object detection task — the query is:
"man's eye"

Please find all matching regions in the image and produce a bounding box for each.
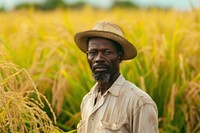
[87,51,97,56]
[104,50,112,55]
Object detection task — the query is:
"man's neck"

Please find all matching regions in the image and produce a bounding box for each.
[97,72,120,95]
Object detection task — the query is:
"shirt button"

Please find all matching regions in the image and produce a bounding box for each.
[91,116,94,120]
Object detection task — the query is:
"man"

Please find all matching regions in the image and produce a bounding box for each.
[74,21,158,133]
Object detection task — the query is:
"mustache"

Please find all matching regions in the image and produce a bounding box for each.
[92,63,110,70]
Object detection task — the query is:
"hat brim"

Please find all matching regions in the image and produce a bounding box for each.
[74,30,137,60]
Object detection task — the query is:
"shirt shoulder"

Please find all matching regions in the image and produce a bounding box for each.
[122,80,157,107]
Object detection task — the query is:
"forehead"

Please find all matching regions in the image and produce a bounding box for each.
[88,37,116,50]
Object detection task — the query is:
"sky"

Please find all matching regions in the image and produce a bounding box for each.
[0,0,200,11]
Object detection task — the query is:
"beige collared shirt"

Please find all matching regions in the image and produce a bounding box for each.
[77,75,158,133]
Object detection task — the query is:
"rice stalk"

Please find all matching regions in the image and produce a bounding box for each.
[0,61,63,133]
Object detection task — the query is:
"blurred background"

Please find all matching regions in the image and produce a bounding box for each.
[0,0,200,132]
[0,0,200,11]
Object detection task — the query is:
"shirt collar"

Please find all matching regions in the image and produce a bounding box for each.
[88,74,125,97]
[107,74,125,97]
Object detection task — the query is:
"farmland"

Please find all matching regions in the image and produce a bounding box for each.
[0,6,200,132]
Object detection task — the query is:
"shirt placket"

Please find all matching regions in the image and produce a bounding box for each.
[87,94,106,132]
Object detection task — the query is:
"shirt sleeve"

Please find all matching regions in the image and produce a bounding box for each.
[132,103,158,133]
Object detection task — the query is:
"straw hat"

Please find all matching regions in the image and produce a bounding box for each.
[74,21,137,60]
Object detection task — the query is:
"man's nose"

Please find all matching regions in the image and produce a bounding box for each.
[95,52,105,62]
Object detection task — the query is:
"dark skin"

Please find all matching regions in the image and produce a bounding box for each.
[87,37,122,95]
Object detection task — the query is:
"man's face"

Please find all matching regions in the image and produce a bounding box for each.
[87,37,121,83]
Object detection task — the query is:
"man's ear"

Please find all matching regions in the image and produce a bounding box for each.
[118,52,123,62]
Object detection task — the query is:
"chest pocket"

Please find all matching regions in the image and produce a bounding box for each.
[98,120,123,133]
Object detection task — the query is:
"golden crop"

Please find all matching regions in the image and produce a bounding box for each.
[0,6,200,132]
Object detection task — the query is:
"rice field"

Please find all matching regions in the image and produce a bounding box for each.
[0,6,200,133]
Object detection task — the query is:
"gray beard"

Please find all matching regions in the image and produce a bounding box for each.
[92,72,111,83]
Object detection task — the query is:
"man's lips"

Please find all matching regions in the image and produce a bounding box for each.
[93,65,109,72]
